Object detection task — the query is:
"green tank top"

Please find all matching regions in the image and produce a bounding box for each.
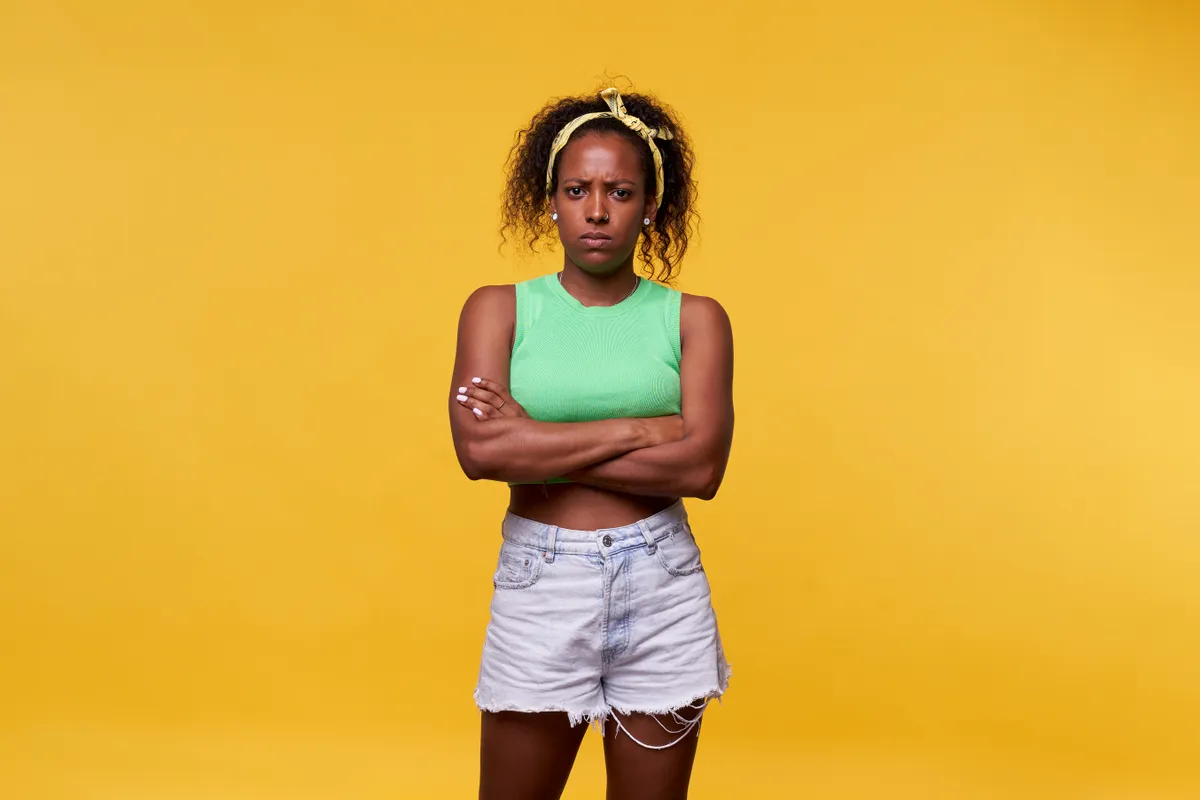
[509,272,683,485]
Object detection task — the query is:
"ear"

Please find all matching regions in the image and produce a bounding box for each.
[643,197,657,221]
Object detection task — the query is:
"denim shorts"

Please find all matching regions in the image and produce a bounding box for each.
[474,500,731,745]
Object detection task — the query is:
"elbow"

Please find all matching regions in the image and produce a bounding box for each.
[454,419,524,482]
[690,462,724,501]
[457,440,494,482]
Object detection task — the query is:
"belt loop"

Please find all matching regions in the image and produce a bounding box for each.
[636,519,657,554]
[543,525,558,562]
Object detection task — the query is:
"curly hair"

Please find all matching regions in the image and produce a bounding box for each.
[499,82,699,283]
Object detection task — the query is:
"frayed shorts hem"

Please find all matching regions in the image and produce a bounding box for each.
[474,672,731,734]
[473,690,610,729]
[608,682,731,721]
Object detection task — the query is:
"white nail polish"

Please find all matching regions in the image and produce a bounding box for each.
[458,387,467,393]
[472,377,481,384]
[473,408,483,416]
[456,394,468,402]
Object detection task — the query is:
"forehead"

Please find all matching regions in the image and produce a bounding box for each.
[558,132,643,177]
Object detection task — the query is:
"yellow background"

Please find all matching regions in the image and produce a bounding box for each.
[2,1,1198,797]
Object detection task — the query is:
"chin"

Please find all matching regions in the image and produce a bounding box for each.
[571,252,630,273]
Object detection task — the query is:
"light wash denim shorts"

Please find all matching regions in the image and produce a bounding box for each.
[474,500,731,747]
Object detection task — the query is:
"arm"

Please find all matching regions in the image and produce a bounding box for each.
[447,285,673,483]
[564,295,735,500]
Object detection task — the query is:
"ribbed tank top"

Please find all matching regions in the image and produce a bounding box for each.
[509,272,683,485]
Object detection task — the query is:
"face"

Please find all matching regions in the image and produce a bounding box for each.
[549,133,657,275]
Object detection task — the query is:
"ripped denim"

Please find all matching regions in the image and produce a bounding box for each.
[474,500,732,749]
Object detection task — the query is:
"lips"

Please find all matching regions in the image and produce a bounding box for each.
[580,231,612,248]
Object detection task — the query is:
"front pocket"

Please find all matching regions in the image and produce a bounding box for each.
[493,540,544,590]
[653,525,705,577]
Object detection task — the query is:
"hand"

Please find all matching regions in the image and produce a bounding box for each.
[455,377,529,420]
[641,414,685,447]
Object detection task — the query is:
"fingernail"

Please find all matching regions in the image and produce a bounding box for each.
[473,408,483,416]
[457,387,467,393]
[472,377,481,384]
[456,394,468,402]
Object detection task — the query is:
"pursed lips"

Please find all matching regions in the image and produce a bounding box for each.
[580,232,612,248]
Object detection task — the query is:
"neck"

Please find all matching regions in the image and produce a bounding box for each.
[558,263,640,308]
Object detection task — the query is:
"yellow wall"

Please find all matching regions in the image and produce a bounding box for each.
[3,1,1198,797]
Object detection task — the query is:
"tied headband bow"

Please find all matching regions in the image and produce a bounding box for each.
[545,87,675,211]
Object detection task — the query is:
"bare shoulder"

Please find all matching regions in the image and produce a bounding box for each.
[678,292,734,392]
[453,284,518,384]
[461,283,516,315]
[458,284,516,330]
[680,292,732,335]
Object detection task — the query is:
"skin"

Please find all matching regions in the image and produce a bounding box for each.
[448,131,735,799]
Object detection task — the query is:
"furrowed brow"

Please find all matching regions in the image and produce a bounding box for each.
[562,177,638,186]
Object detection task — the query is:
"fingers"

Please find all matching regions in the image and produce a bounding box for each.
[457,382,505,410]
[455,377,514,420]
[470,377,530,418]
[470,377,517,406]
[455,388,495,419]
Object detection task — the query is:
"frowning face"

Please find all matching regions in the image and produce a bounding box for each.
[549,132,657,276]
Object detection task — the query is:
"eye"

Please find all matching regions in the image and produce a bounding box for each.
[613,189,631,199]
[565,187,584,196]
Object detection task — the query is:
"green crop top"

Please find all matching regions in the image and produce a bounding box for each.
[508,273,683,486]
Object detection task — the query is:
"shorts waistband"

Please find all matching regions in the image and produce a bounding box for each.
[501,500,689,556]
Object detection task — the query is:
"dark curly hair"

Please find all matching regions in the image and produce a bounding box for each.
[499,81,699,283]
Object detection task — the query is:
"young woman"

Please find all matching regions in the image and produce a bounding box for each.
[448,85,734,800]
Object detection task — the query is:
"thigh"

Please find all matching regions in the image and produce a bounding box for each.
[480,711,588,800]
[602,705,705,800]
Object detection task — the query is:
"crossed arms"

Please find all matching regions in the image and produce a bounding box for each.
[447,285,734,500]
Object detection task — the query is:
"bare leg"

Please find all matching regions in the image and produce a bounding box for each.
[602,704,705,800]
[479,711,589,800]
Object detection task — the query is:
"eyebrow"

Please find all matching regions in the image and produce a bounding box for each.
[561,178,637,186]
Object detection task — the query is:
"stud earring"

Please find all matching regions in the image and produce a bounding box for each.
[643,217,651,225]
[551,212,558,221]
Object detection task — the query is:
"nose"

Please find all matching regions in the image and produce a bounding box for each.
[586,198,609,224]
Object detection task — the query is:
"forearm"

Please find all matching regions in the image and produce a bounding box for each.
[565,436,728,500]
[458,417,652,483]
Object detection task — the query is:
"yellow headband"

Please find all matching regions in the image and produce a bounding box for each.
[544,87,675,211]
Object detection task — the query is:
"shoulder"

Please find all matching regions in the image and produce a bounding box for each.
[679,292,732,333]
[460,284,516,316]
[462,283,516,309]
[457,284,516,331]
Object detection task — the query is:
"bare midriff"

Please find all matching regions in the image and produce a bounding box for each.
[508,483,678,530]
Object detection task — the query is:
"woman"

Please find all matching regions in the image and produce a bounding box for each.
[448,84,734,800]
